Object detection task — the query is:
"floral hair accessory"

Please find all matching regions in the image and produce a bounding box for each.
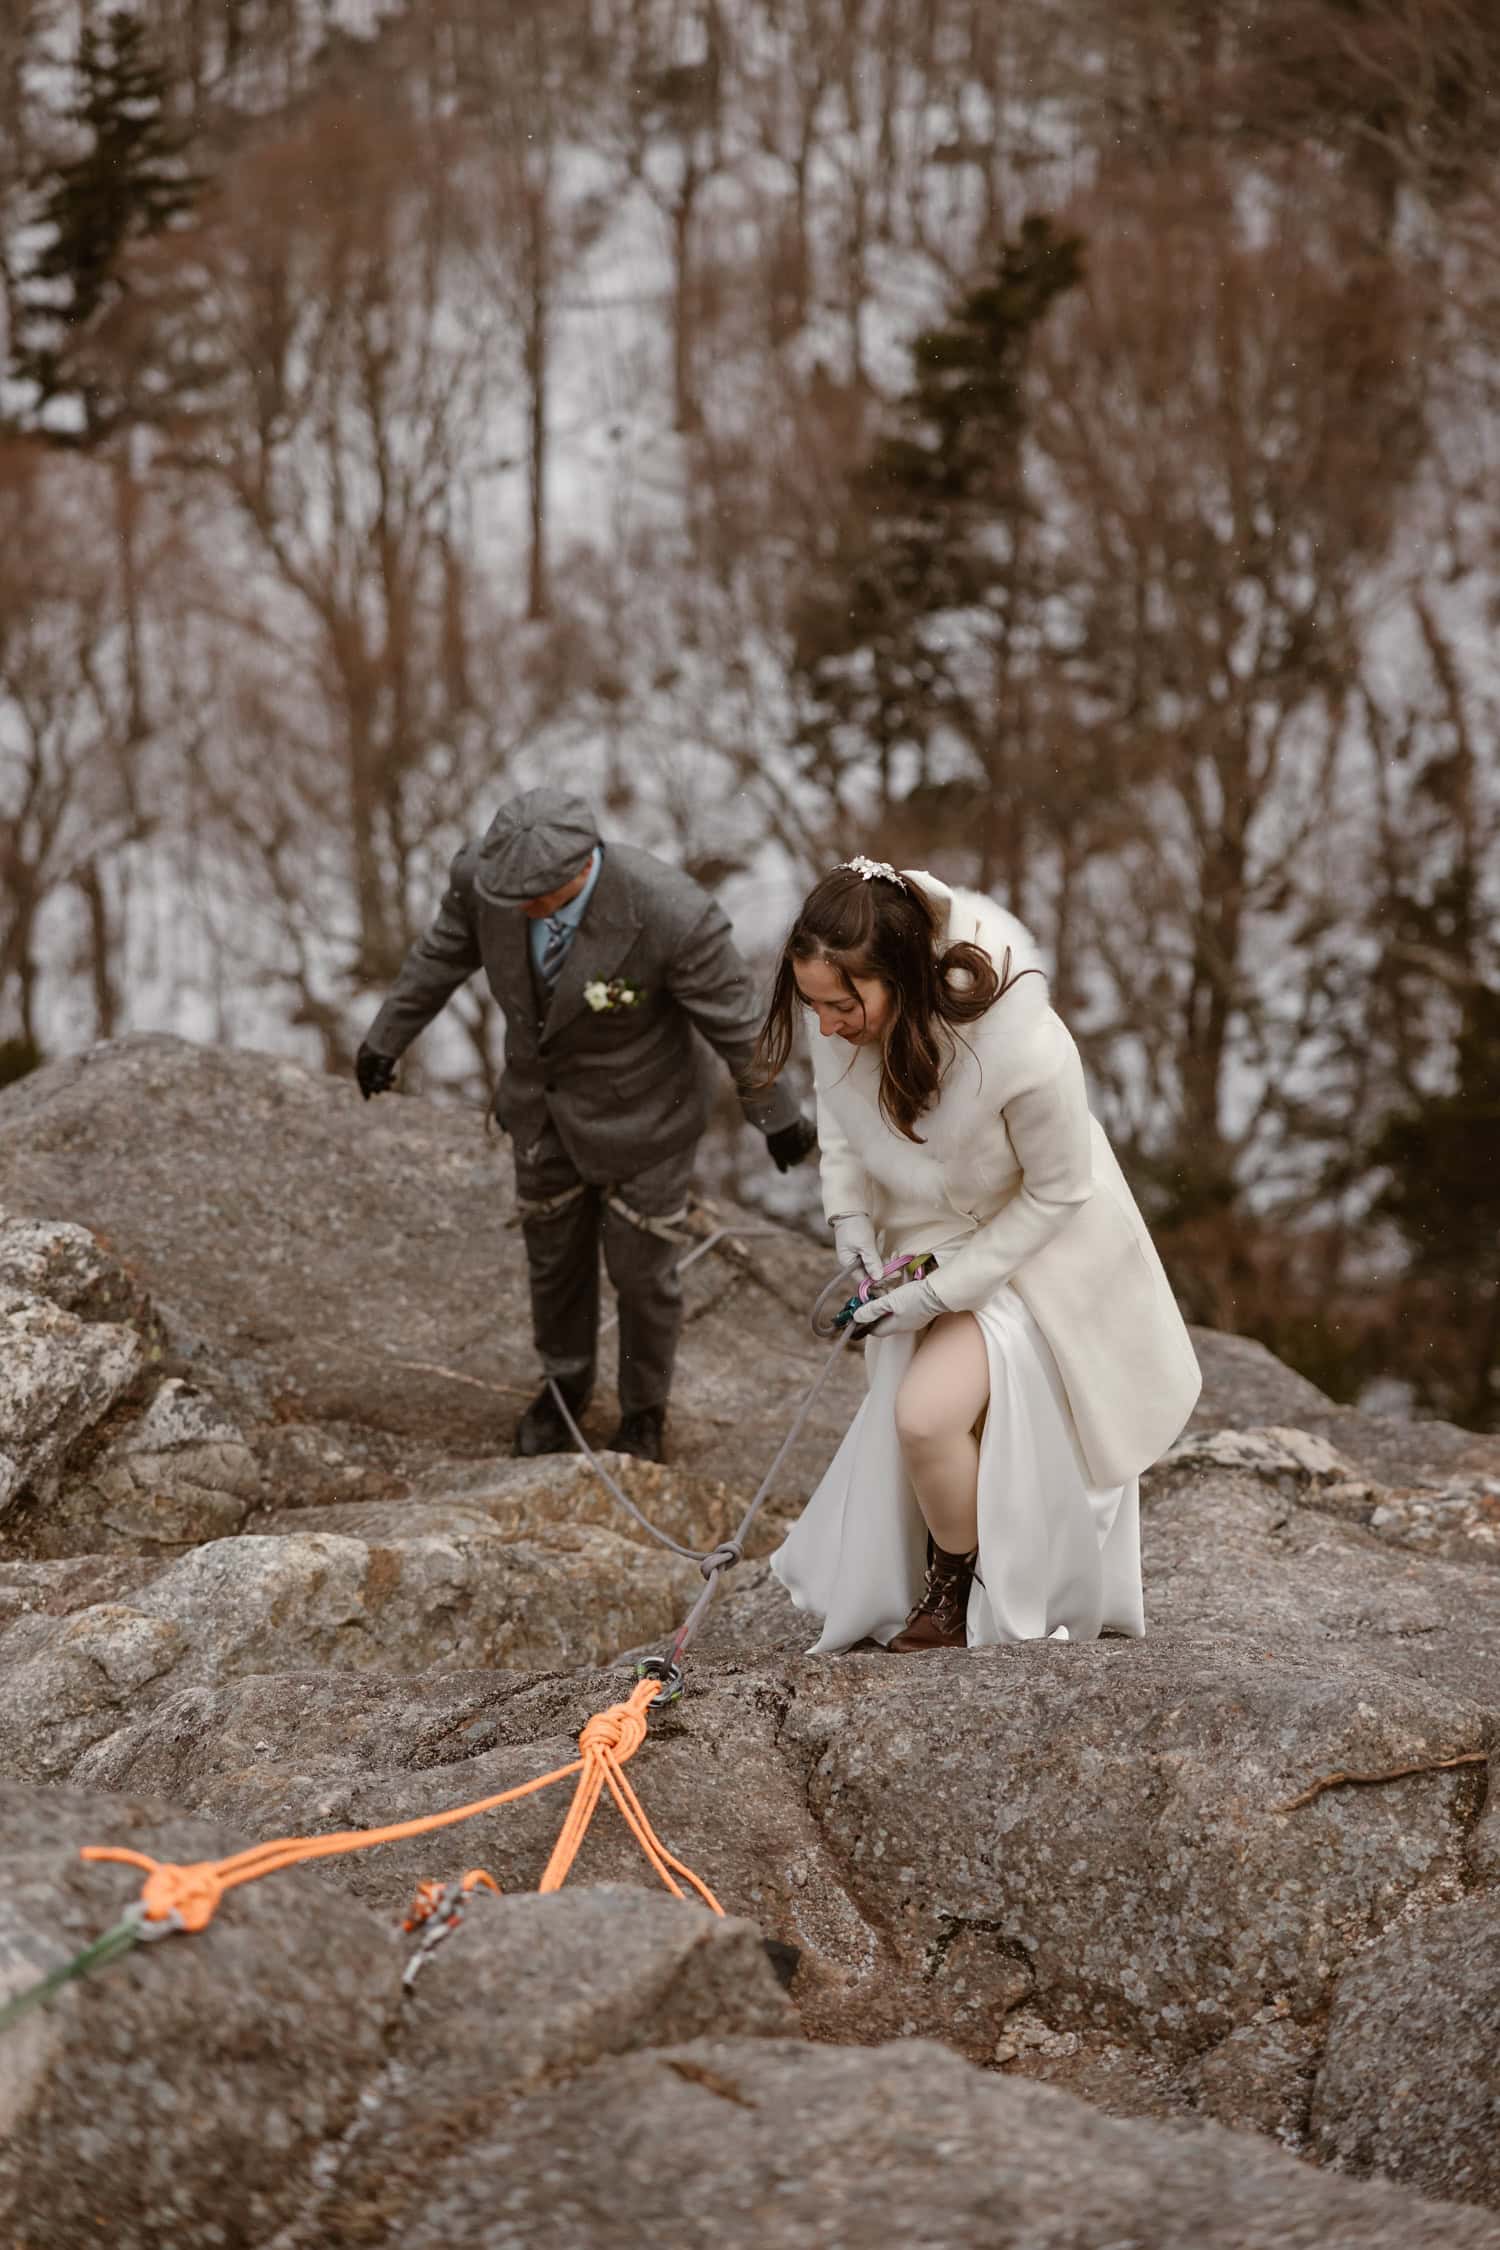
[839,856,907,887]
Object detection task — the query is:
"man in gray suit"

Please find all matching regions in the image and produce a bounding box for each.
[357,788,814,1462]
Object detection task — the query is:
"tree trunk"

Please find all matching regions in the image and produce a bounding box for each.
[1469,1274,1500,1432]
[75,857,119,1038]
[671,163,702,435]
[344,684,399,982]
[1179,817,1247,1207]
[525,182,551,620]
[1052,836,1079,1023]
[113,454,148,740]
[787,138,813,335]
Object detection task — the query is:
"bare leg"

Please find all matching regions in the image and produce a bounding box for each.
[893,1311,991,1554]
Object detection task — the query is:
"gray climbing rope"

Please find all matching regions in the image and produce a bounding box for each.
[549,1322,857,1671]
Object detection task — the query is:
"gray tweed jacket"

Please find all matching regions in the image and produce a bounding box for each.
[365,841,800,1181]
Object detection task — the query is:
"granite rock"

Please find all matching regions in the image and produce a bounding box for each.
[390,2035,1500,2250]
[0,1778,396,2250]
[1311,1897,1500,2209]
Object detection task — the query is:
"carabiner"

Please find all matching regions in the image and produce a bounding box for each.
[634,1656,684,1709]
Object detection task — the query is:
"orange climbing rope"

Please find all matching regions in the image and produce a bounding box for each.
[79,1677,724,1940]
[3,1314,866,2034]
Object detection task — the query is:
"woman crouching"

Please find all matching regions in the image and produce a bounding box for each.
[752,858,1201,1654]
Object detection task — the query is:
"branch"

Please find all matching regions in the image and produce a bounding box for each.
[1276,1748,1486,1814]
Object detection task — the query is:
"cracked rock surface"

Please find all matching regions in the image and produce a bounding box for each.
[1,1035,1498,2248]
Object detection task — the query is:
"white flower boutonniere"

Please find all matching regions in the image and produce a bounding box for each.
[583,977,645,1013]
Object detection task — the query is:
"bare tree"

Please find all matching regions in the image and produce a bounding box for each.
[159,90,509,985]
[406,0,615,622]
[1032,159,1428,1209]
[0,440,150,1053]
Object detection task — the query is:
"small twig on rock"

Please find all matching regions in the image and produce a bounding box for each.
[383,1357,532,1401]
[1276,1750,1487,1814]
[662,2056,758,2109]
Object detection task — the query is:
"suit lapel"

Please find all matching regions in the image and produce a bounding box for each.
[483,903,537,1033]
[542,855,642,1042]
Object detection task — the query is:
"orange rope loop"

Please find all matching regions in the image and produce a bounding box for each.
[80,1677,724,1941]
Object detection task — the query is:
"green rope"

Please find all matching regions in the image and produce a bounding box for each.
[0,1919,141,2034]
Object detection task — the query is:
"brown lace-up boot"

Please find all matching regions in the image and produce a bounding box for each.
[888,1540,976,1652]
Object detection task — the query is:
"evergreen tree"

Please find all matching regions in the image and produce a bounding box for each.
[1372,986,1500,1428]
[1365,739,1500,1427]
[11,10,199,440]
[789,217,1084,888]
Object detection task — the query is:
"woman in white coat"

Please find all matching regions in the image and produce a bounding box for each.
[753,857,1200,1654]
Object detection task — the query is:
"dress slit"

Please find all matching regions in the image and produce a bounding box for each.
[772,1286,1144,1653]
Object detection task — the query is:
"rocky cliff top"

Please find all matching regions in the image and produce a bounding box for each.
[1,1034,1497,2250]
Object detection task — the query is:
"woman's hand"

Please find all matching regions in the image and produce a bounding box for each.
[832,1213,882,1280]
[852,1276,946,1335]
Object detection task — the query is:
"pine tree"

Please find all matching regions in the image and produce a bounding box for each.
[1365,762,1500,1428]
[12,10,199,440]
[789,217,1084,886]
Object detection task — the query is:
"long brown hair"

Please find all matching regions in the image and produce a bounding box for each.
[752,867,1035,1142]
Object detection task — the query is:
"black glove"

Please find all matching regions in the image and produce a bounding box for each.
[765,1117,817,1173]
[355,1043,397,1101]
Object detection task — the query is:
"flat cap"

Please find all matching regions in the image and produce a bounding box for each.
[473,787,600,906]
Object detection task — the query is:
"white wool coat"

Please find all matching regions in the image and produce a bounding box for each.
[812,873,1201,1487]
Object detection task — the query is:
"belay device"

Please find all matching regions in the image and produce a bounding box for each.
[809,1250,939,1340]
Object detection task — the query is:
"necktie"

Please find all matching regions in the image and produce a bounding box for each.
[539,916,571,986]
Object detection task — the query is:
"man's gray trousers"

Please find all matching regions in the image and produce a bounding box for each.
[515,1121,693,1416]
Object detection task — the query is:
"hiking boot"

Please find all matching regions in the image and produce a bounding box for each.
[513,1379,590,1458]
[888,1540,976,1652]
[607,1406,667,1464]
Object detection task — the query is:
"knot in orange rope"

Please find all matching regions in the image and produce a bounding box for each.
[141,1860,224,1931]
[73,1670,723,1972]
[79,1849,226,1933]
[579,1698,650,1762]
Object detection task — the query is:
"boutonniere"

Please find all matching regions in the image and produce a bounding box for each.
[583,977,645,1013]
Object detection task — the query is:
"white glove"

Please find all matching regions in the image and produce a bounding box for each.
[852,1276,947,1335]
[831,1213,882,1281]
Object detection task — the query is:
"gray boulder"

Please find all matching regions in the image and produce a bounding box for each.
[86,1663,900,2049]
[1191,1326,1500,1490]
[29,1377,262,1557]
[1311,1898,1500,2210]
[0,1552,163,1627]
[388,2035,1500,2250]
[0,1035,864,1490]
[323,1886,798,2244]
[0,1524,700,1780]
[0,1207,157,1330]
[3,1037,1499,2241]
[264,1447,764,1561]
[1165,1423,1500,1571]
[0,1284,143,1517]
[0,1777,396,2250]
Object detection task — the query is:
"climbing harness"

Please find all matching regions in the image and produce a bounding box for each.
[809,1250,939,1340]
[598,1219,784,1339]
[509,1184,698,1249]
[604,1192,695,1248]
[508,1181,590,1228]
[0,1239,856,2033]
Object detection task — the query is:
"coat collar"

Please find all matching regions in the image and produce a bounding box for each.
[482,898,535,1025]
[811,882,1051,1121]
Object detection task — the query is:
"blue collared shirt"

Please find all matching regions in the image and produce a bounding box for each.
[528,845,603,980]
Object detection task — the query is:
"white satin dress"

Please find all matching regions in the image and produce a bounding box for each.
[771,1258,1146,1654]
